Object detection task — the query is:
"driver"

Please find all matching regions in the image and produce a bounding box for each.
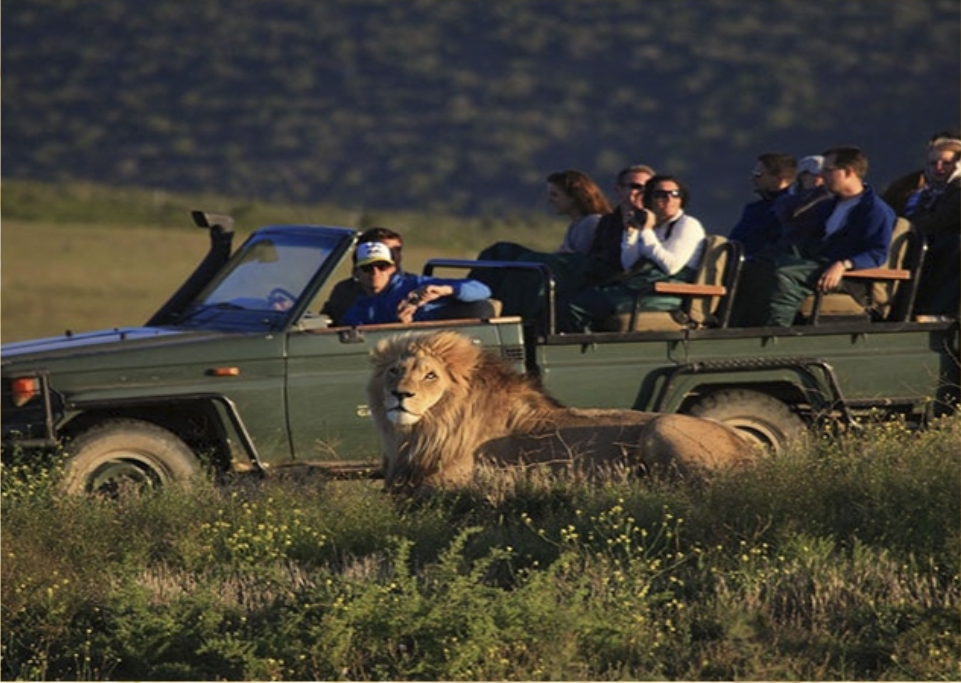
[319,227,404,323]
[340,241,494,325]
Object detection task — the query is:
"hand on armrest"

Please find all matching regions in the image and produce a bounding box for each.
[842,268,911,281]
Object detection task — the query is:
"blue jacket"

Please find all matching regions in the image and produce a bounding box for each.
[729,187,792,258]
[341,272,492,325]
[816,186,895,269]
[775,185,897,268]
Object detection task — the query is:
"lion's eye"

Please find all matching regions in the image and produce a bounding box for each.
[424,371,438,381]
[387,367,399,376]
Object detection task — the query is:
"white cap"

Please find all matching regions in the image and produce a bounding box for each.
[355,241,395,267]
[797,155,824,175]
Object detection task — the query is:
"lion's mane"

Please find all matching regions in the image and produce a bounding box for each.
[368,330,753,492]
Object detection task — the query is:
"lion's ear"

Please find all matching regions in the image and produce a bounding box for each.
[422,331,483,388]
[370,333,414,370]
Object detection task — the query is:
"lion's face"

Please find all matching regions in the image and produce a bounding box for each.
[377,351,453,427]
[369,332,481,433]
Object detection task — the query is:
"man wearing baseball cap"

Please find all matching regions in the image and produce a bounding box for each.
[795,155,825,191]
[320,227,403,324]
[341,240,494,325]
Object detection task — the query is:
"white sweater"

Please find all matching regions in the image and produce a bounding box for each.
[620,211,706,275]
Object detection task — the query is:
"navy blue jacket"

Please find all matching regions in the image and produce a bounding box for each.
[778,185,895,269]
[728,187,793,258]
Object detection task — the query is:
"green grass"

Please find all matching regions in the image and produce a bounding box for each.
[2,417,959,680]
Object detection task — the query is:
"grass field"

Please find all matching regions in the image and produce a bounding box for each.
[3,418,959,680]
[2,181,959,680]
[2,220,202,341]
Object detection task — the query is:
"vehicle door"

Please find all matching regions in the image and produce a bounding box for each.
[283,319,524,465]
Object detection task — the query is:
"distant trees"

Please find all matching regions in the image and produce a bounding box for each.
[2,0,959,225]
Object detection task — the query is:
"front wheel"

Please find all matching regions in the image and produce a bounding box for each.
[688,389,805,452]
[62,419,201,496]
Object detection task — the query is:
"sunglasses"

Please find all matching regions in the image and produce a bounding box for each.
[652,189,682,199]
[359,262,393,273]
[622,182,646,192]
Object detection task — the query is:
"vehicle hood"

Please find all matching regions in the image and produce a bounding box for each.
[1,327,229,364]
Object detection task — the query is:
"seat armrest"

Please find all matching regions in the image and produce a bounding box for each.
[653,282,727,296]
[843,268,911,281]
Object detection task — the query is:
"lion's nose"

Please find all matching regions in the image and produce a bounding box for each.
[392,389,414,400]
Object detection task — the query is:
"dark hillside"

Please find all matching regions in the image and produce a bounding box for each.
[2,0,959,229]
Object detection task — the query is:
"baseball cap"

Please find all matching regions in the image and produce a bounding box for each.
[797,155,824,176]
[355,241,395,267]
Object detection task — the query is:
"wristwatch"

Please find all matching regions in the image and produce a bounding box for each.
[842,259,854,270]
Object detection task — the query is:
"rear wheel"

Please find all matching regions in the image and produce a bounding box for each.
[689,389,805,452]
[62,419,201,496]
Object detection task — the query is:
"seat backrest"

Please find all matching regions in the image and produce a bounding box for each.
[880,218,926,320]
[599,234,743,332]
[869,217,912,310]
[687,234,738,326]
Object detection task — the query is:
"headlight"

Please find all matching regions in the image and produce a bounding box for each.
[10,376,41,408]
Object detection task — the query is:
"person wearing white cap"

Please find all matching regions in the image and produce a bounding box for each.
[795,155,825,191]
[320,227,403,324]
[341,241,493,325]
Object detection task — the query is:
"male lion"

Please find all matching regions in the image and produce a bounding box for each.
[367,330,755,492]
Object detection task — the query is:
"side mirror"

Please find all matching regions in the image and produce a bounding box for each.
[191,210,234,234]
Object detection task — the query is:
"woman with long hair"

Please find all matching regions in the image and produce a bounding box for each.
[546,169,613,254]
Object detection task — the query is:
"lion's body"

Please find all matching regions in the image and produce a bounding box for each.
[368,330,755,491]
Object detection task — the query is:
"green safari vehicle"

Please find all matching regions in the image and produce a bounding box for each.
[3,211,958,494]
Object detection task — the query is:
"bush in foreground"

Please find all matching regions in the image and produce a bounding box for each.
[2,417,959,680]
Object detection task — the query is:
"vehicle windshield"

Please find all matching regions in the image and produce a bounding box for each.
[179,228,350,329]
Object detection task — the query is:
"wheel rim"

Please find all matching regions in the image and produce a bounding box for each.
[86,458,164,496]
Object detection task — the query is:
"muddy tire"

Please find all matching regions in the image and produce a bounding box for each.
[62,419,201,496]
[689,389,805,452]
